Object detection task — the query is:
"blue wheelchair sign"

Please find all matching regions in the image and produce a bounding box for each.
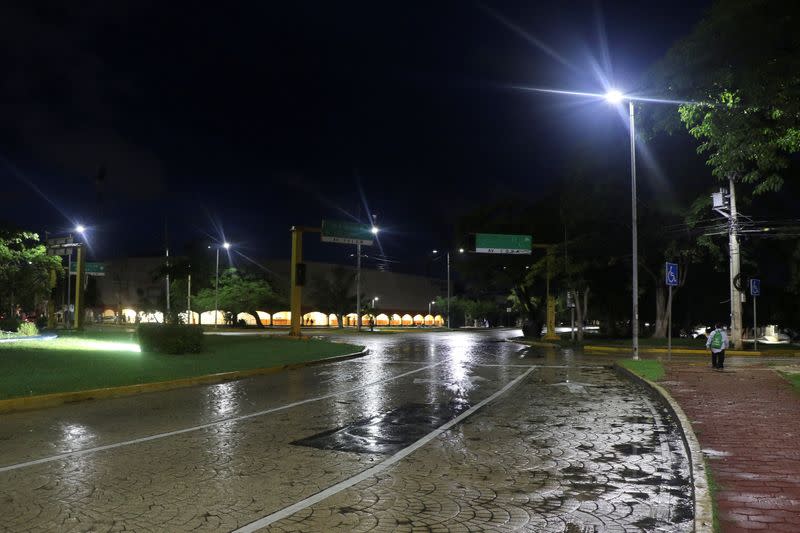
[665,262,679,287]
[750,278,761,296]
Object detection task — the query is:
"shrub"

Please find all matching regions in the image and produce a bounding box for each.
[17,321,39,337]
[137,324,204,354]
[0,317,20,333]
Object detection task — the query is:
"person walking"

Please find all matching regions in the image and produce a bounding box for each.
[706,322,729,370]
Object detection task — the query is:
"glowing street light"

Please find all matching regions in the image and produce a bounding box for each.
[600,88,639,358]
[212,242,232,327]
[604,89,624,104]
[432,247,465,329]
[371,226,379,235]
[75,224,86,234]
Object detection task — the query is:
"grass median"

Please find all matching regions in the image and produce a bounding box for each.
[617,359,666,381]
[0,330,362,400]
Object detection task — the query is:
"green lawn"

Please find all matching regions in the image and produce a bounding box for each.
[617,359,665,381]
[0,332,362,400]
[779,371,800,393]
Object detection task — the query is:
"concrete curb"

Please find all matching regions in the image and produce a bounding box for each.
[614,364,713,533]
[505,338,561,348]
[0,347,369,415]
[586,345,798,356]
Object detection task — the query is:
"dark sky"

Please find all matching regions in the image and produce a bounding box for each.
[2,0,712,272]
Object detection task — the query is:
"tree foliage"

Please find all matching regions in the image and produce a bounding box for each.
[193,268,282,325]
[309,266,359,328]
[649,0,800,193]
[0,228,62,315]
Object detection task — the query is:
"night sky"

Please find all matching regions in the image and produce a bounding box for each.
[2,1,712,272]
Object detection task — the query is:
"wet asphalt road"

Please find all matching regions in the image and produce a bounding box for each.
[0,330,693,532]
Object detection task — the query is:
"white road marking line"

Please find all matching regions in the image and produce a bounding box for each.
[0,363,444,474]
[233,366,536,533]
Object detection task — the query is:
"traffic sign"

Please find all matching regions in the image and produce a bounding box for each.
[320,220,375,246]
[69,262,106,276]
[666,262,679,286]
[750,278,761,296]
[474,233,532,255]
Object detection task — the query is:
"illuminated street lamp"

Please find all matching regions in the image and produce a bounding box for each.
[428,300,435,315]
[211,242,231,327]
[432,248,465,329]
[603,89,640,359]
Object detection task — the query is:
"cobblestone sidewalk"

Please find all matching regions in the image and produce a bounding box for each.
[662,363,800,532]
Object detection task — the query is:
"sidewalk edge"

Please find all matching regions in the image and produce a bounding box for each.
[0,347,368,415]
[614,364,713,533]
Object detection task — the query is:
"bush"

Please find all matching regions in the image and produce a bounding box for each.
[17,322,39,337]
[137,324,204,354]
[0,317,20,333]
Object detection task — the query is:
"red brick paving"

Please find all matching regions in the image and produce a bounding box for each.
[663,363,800,532]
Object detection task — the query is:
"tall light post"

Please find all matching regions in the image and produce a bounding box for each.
[432,248,464,329]
[356,225,379,332]
[211,242,231,328]
[604,89,639,359]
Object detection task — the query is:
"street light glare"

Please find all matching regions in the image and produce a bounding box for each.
[223,242,231,249]
[75,224,86,233]
[605,89,624,104]
[371,226,379,235]
[432,249,438,254]
[458,248,465,253]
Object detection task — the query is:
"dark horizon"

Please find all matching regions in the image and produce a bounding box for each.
[3,0,723,273]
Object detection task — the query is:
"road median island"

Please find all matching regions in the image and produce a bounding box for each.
[0,331,366,413]
[614,360,714,533]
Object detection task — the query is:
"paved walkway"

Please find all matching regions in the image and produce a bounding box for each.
[661,361,800,532]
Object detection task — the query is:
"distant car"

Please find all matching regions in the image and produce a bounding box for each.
[691,325,709,339]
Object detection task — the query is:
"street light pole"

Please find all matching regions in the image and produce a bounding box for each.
[447,251,451,329]
[214,247,220,328]
[213,242,231,328]
[629,100,639,360]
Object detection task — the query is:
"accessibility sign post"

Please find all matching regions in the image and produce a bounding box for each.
[750,278,760,351]
[665,262,679,357]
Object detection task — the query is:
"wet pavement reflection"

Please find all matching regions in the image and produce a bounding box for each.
[0,329,693,532]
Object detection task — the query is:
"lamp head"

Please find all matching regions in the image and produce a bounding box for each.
[432,249,438,254]
[371,226,379,235]
[605,89,624,104]
[223,242,231,249]
[75,224,86,234]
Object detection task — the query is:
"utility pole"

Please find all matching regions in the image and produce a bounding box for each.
[728,175,743,349]
[711,176,743,349]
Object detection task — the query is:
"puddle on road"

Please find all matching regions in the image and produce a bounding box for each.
[292,401,471,455]
[612,442,656,456]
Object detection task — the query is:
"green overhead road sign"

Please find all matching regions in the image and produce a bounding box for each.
[69,262,106,276]
[474,233,532,255]
[321,220,375,246]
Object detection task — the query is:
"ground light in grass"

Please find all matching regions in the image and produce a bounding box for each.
[0,337,141,353]
[618,359,665,381]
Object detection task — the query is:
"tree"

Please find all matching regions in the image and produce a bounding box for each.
[0,228,62,317]
[193,268,282,326]
[649,1,800,194]
[309,266,358,328]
